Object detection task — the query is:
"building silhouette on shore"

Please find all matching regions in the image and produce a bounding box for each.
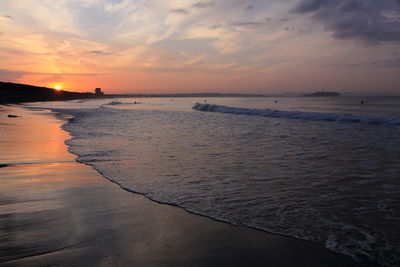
[95,88,104,96]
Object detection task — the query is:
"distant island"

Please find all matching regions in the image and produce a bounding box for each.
[302,91,340,97]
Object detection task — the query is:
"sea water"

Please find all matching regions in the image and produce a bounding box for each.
[28,96,400,266]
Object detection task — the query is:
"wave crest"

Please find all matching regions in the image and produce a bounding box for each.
[193,103,400,125]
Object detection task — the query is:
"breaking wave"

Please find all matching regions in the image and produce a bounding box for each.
[193,103,400,125]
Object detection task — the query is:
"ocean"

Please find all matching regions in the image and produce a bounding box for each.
[28,96,400,266]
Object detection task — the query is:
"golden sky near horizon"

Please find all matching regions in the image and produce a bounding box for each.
[0,0,400,94]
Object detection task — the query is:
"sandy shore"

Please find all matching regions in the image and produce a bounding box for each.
[0,105,358,266]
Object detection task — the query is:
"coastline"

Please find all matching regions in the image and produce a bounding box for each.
[0,104,358,266]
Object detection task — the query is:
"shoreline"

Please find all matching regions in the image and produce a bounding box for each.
[0,104,358,266]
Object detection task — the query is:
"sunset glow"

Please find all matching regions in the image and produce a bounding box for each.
[0,0,399,94]
[1,2,400,264]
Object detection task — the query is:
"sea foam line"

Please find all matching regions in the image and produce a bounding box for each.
[192,103,400,125]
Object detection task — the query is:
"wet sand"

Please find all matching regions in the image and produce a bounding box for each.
[0,105,358,266]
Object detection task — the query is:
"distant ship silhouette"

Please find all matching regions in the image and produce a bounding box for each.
[303,91,340,97]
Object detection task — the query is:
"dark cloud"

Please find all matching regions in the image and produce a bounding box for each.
[0,69,27,81]
[44,72,97,76]
[277,17,290,22]
[0,69,97,82]
[87,50,110,55]
[284,26,295,31]
[292,0,400,43]
[171,8,189,15]
[192,2,215,8]
[230,22,267,27]
[245,5,254,11]
[343,58,400,68]
[2,15,13,20]
[262,16,292,26]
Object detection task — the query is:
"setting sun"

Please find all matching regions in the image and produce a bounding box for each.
[54,85,62,90]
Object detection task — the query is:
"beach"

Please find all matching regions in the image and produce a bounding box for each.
[0,104,358,266]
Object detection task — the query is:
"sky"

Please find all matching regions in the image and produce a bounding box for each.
[0,0,399,94]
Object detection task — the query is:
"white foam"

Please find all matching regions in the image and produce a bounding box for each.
[193,103,400,125]
[105,100,123,105]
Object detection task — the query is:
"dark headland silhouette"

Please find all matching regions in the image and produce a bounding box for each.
[0,81,97,104]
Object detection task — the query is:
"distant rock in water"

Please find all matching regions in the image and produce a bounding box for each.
[303,91,340,97]
[7,114,19,118]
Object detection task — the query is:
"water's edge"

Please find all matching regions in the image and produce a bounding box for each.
[44,106,358,265]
